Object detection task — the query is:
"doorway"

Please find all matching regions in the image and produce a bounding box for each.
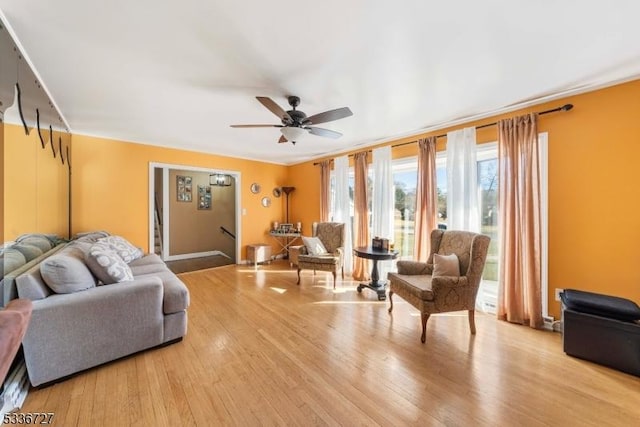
[148,163,241,266]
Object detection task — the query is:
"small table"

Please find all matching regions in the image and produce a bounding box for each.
[269,231,301,259]
[353,246,399,301]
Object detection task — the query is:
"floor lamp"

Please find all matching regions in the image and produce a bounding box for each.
[281,186,295,223]
[281,186,295,259]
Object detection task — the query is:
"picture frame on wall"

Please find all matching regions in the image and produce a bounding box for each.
[177,175,192,202]
[198,184,212,209]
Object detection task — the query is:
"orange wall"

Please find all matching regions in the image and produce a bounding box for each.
[71,134,288,259]
[289,79,640,319]
[5,80,640,319]
[3,123,69,240]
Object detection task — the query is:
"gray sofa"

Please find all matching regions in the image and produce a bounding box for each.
[4,232,189,386]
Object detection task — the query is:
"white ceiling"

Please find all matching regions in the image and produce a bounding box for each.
[2,1,640,165]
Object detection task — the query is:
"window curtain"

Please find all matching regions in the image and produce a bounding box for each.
[352,151,370,282]
[372,146,393,241]
[497,113,543,329]
[372,146,394,279]
[446,127,480,232]
[333,156,353,275]
[413,137,438,261]
[319,160,331,222]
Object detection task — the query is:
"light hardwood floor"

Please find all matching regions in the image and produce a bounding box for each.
[20,261,640,426]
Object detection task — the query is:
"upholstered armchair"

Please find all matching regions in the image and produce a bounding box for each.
[387,229,490,343]
[292,222,345,289]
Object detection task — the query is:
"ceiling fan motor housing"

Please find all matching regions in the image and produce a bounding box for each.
[283,109,307,126]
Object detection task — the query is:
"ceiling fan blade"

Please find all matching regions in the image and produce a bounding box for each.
[307,127,343,139]
[230,124,282,128]
[256,97,292,123]
[278,135,288,143]
[303,107,353,125]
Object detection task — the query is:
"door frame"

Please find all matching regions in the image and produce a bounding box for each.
[148,162,241,263]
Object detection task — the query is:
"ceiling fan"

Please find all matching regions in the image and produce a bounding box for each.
[231,96,353,144]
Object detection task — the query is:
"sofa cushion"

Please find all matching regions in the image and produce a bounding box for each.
[16,263,52,301]
[388,273,435,301]
[137,271,189,314]
[11,244,44,263]
[97,236,143,263]
[0,249,27,278]
[85,242,134,285]
[2,244,66,306]
[298,254,339,266]
[40,245,97,294]
[129,262,169,276]
[432,253,460,277]
[73,230,110,243]
[15,235,56,253]
[128,253,165,267]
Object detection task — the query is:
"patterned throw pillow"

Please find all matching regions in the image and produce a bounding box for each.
[97,236,143,263]
[432,253,460,277]
[85,242,134,285]
[302,236,328,255]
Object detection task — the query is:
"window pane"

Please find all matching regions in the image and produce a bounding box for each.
[436,165,447,229]
[392,166,416,260]
[478,157,498,281]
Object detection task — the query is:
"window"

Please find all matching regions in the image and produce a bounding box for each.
[392,158,417,260]
[390,143,499,312]
[330,135,548,317]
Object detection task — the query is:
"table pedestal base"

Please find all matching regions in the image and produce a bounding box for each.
[357,282,387,301]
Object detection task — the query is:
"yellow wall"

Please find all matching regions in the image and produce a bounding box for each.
[71,134,288,259]
[289,79,640,319]
[3,123,69,240]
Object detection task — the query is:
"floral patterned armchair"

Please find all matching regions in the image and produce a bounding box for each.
[387,229,490,343]
[291,222,345,289]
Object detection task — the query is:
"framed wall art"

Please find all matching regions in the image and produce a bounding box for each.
[198,184,212,210]
[177,175,192,202]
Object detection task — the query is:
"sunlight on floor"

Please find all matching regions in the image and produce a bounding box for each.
[237,268,297,274]
[311,300,387,305]
[269,287,287,294]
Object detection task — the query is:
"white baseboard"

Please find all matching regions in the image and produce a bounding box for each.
[165,250,231,262]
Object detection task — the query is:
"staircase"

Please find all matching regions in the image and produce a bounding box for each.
[154,194,163,256]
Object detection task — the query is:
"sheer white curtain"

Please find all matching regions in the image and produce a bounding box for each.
[333,155,353,275]
[446,127,480,232]
[372,146,394,279]
[372,146,394,240]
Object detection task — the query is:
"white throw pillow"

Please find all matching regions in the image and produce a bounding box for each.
[302,236,328,255]
[97,235,143,263]
[432,253,460,277]
[40,245,97,293]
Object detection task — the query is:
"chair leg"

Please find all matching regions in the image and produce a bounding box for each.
[341,266,344,279]
[332,271,336,289]
[296,268,301,285]
[388,291,394,313]
[421,313,430,343]
[468,309,476,335]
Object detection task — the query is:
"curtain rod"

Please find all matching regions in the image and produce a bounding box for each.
[313,103,573,165]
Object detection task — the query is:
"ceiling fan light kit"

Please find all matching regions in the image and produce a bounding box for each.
[231,96,353,145]
[280,126,307,142]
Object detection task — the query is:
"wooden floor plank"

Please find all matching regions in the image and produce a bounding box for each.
[18,261,640,426]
